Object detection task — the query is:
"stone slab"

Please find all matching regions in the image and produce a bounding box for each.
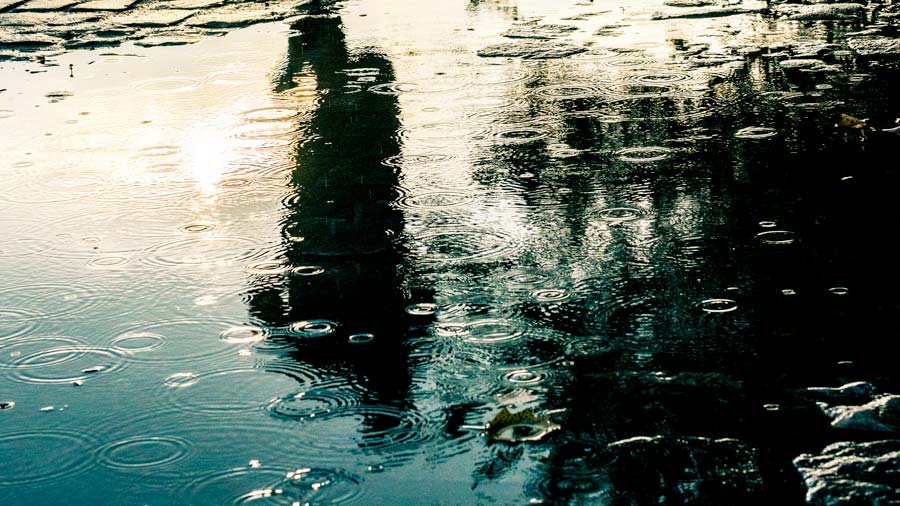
[13,0,82,11]
[0,28,60,47]
[0,0,29,12]
[848,36,900,59]
[0,10,101,25]
[780,3,866,21]
[606,436,765,504]
[161,0,226,10]
[186,6,283,28]
[72,0,140,11]
[109,8,194,26]
[794,440,900,505]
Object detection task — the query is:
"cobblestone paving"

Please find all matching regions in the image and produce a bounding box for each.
[0,0,313,59]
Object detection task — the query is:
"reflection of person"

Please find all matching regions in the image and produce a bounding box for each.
[248,14,417,403]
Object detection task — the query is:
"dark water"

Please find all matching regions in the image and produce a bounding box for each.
[2,0,900,504]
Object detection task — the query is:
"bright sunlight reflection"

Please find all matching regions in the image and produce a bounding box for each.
[184,126,233,194]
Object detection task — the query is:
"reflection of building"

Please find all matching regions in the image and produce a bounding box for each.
[247,15,418,405]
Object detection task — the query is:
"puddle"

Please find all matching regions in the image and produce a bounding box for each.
[1,0,899,504]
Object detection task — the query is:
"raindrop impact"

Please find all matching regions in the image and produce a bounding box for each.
[700,298,738,313]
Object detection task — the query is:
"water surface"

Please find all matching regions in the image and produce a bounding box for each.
[2,0,900,504]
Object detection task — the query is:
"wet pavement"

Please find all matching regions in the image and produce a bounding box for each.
[2,0,900,504]
[0,0,313,56]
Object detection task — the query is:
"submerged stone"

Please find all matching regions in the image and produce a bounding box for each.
[109,9,197,27]
[794,440,900,505]
[806,381,878,403]
[779,58,828,70]
[652,5,768,20]
[186,7,276,28]
[0,0,27,11]
[0,11,103,26]
[165,0,228,8]
[823,395,900,432]
[477,40,586,59]
[64,36,123,49]
[0,29,59,48]
[72,0,141,11]
[13,0,79,12]
[605,436,764,503]
[186,4,296,28]
[663,0,716,7]
[848,36,900,59]
[133,31,204,47]
[501,22,578,40]
[779,3,866,21]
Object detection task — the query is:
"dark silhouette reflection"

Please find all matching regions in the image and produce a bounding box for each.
[246,14,426,436]
[459,51,900,503]
[467,0,519,18]
[240,8,899,503]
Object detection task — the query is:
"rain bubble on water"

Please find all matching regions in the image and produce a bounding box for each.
[756,230,798,245]
[406,303,438,316]
[700,298,738,313]
[348,333,374,344]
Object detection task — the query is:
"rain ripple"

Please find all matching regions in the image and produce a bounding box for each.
[396,190,476,210]
[0,307,45,341]
[86,256,132,270]
[160,367,300,415]
[265,380,369,421]
[272,398,446,464]
[141,235,274,268]
[700,298,739,313]
[735,126,777,139]
[5,344,129,384]
[244,467,363,505]
[96,436,192,470]
[596,207,646,222]
[132,77,201,93]
[532,83,605,101]
[492,124,551,144]
[526,458,611,504]
[755,230,798,245]
[0,171,113,204]
[502,270,553,290]
[0,281,112,320]
[183,466,364,506]
[181,466,297,506]
[107,317,251,365]
[405,303,438,316]
[531,289,571,303]
[232,121,301,148]
[628,70,692,85]
[240,106,300,123]
[0,430,97,486]
[503,369,547,385]
[615,146,672,163]
[450,318,526,344]
[280,319,339,340]
[409,227,521,267]
[368,82,418,95]
[382,152,454,170]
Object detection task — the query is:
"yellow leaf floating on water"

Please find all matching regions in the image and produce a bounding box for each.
[837,113,870,130]
[484,407,561,443]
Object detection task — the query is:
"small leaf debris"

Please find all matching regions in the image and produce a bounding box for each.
[484,407,560,443]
